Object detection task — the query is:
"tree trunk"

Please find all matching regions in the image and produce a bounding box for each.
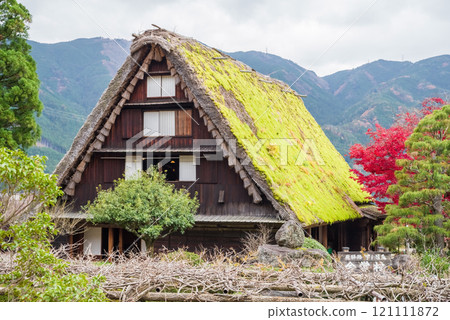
[432,195,445,250]
[144,238,155,256]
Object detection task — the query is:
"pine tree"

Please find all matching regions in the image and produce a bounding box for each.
[0,0,43,149]
[376,105,450,251]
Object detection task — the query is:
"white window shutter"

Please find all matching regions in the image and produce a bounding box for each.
[125,155,142,180]
[143,111,159,136]
[83,227,102,255]
[147,75,162,97]
[159,111,175,136]
[161,75,176,97]
[179,155,196,181]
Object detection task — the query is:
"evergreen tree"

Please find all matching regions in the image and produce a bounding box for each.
[376,105,450,251]
[0,0,43,149]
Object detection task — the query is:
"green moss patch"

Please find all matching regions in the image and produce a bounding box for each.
[178,41,369,225]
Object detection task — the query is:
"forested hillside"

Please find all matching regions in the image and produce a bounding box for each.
[27,38,450,171]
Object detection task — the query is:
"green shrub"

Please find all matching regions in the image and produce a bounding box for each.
[165,249,204,266]
[85,167,199,254]
[302,237,327,252]
[301,237,332,263]
[420,249,450,277]
[0,212,108,302]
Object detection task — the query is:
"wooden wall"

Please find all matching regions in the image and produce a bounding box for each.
[128,58,186,103]
[73,103,276,217]
[103,105,209,149]
[73,150,275,217]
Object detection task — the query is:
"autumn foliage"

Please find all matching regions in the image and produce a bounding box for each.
[349,98,445,213]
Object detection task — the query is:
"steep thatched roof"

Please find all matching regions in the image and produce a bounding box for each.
[54,28,370,226]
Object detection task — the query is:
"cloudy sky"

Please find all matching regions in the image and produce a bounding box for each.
[21,0,450,76]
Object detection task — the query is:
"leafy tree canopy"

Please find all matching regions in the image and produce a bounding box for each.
[0,0,43,149]
[349,98,445,213]
[0,147,62,227]
[85,167,199,253]
[375,105,450,251]
[0,212,108,301]
[0,147,106,302]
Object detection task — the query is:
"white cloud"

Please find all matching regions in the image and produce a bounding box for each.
[20,0,450,76]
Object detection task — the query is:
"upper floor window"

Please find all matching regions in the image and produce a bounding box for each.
[143,110,192,137]
[143,111,175,136]
[147,75,175,98]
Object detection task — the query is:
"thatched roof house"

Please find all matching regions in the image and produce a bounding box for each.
[54,28,374,252]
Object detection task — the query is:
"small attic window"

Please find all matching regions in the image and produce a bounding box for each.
[147,75,175,98]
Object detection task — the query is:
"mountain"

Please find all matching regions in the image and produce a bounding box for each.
[322,57,450,154]
[26,38,450,172]
[27,38,131,170]
[228,51,337,125]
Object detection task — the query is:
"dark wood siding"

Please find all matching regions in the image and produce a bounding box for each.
[103,159,124,183]
[128,58,186,103]
[104,105,206,149]
[120,109,142,139]
[173,158,275,217]
[148,59,169,72]
[128,77,147,102]
[175,109,192,136]
[74,152,275,217]
[72,91,277,219]
[74,155,124,209]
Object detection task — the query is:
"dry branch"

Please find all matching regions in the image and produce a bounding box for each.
[1,249,448,302]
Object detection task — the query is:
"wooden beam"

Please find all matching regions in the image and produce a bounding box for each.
[117,98,127,107]
[174,74,181,85]
[92,139,102,150]
[76,161,87,172]
[166,58,173,69]
[130,77,139,86]
[193,98,200,109]
[180,80,187,90]
[321,225,328,249]
[83,153,92,163]
[119,229,123,253]
[126,84,135,93]
[64,186,75,196]
[218,190,225,204]
[136,70,145,80]
[206,119,215,132]
[113,105,122,115]
[153,48,162,62]
[108,112,117,124]
[96,133,105,143]
[108,228,114,257]
[243,177,251,189]
[100,127,110,137]
[121,91,131,100]
[72,170,83,183]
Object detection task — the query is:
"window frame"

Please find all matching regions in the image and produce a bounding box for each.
[147,74,176,98]
[143,110,176,137]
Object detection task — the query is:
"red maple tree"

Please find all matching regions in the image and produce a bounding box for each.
[349,97,445,213]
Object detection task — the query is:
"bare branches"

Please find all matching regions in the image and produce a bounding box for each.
[241,224,273,256]
[1,249,448,302]
[48,201,86,236]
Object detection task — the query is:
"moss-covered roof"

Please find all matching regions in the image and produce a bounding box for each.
[55,29,369,226]
[174,40,369,225]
